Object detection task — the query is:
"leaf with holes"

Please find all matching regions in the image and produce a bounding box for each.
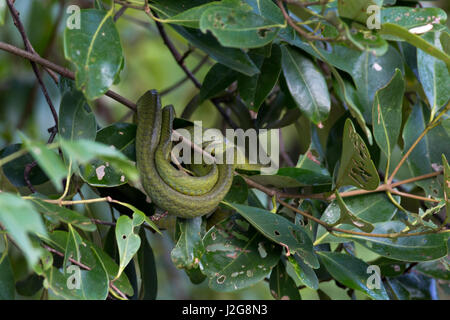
[336,119,380,190]
[199,4,281,49]
[317,251,389,300]
[381,6,447,29]
[226,202,319,269]
[372,69,405,164]
[171,217,205,270]
[64,9,123,100]
[115,215,142,279]
[80,123,137,187]
[200,215,281,292]
[269,260,301,300]
[59,138,139,183]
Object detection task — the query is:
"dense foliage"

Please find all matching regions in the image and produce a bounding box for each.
[0,0,449,300]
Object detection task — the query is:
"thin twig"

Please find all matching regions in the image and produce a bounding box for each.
[6,0,59,126]
[0,41,137,111]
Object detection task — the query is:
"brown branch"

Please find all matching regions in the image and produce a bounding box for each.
[277,197,446,239]
[277,0,341,42]
[160,55,210,96]
[0,41,137,111]
[6,0,59,127]
[148,9,238,129]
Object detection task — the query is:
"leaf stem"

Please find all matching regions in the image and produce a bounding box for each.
[387,103,449,184]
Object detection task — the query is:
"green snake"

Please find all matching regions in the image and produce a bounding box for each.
[136,90,235,218]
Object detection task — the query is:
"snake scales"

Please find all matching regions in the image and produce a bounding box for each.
[135,90,235,218]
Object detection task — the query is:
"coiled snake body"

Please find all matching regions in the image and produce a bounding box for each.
[136,90,234,218]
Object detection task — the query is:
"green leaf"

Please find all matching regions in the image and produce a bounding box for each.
[224,175,249,204]
[137,229,157,300]
[226,203,319,269]
[58,90,97,141]
[403,101,449,199]
[63,224,83,273]
[0,193,47,267]
[380,23,450,67]
[200,215,281,292]
[39,231,133,296]
[243,0,285,25]
[40,246,109,300]
[315,193,399,244]
[331,192,375,233]
[349,221,449,262]
[238,45,282,110]
[0,254,15,300]
[415,256,450,280]
[394,273,436,300]
[115,215,141,279]
[20,134,67,191]
[173,26,259,76]
[171,217,205,270]
[281,45,330,124]
[369,256,407,277]
[30,199,96,232]
[80,123,137,187]
[336,119,380,190]
[0,144,49,187]
[338,0,382,24]
[160,0,252,28]
[64,9,123,100]
[247,167,331,188]
[384,278,410,300]
[59,138,139,183]
[317,251,389,300]
[149,0,211,18]
[381,6,447,29]
[352,46,405,123]
[287,255,319,290]
[417,32,450,119]
[269,260,301,300]
[199,63,238,103]
[372,69,405,162]
[15,274,43,297]
[199,5,281,49]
